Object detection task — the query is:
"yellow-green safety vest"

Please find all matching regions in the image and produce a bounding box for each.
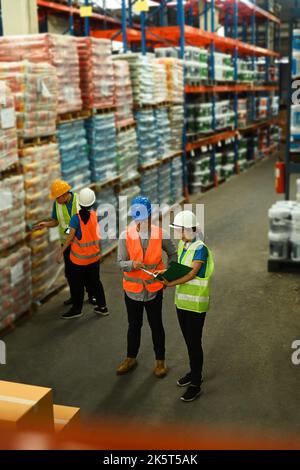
[56,192,79,242]
[175,239,214,313]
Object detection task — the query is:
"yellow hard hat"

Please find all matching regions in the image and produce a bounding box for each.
[50,179,71,200]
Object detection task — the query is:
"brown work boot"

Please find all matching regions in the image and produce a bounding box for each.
[154,360,167,378]
[116,357,138,375]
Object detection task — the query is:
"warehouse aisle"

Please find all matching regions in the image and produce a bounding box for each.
[2,153,300,437]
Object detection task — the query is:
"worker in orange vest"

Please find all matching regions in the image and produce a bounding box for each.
[56,188,108,320]
[117,196,177,377]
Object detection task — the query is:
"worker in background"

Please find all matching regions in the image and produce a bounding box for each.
[56,188,108,320]
[117,196,177,378]
[34,179,96,307]
[161,210,214,402]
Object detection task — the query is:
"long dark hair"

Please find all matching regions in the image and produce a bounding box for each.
[79,205,92,225]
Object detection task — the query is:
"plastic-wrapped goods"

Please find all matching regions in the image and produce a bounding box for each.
[0,175,26,251]
[238,59,255,83]
[158,58,184,103]
[169,105,184,151]
[188,153,213,194]
[113,60,134,125]
[0,61,58,138]
[155,107,172,158]
[0,81,18,172]
[141,168,158,203]
[19,143,61,225]
[29,227,65,302]
[214,53,234,82]
[117,53,155,106]
[153,61,168,104]
[86,113,118,183]
[58,120,91,192]
[0,34,82,114]
[270,96,279,117]
[116,128,139,183]
[96,187,118,253]
[158,162,171,205]
[0,246,31,332]
[216,100,235,130]
[256,97,268,120]
[238,99,248,128]
[77,38,115,110]
[135,109,158,166]
[119,184,141,230]
[171,157,183,204]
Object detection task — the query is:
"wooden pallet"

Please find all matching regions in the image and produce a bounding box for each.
[57,110,91,124]
[268,259,300,274]
[116,119,136,133]
[90,176,121,192]
[18,135,57,149]
[119,175,141,190]
[92,105,116,116]
[139,160,161,172]
[0,162,21,180]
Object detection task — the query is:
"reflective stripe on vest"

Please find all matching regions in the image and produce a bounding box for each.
[175,239,214,314]
[70,211,101,266]
[123,225,165,294]
[56,193,79,242]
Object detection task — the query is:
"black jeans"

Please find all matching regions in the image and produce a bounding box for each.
[69,260,107,313]
[125,290,165,360]
[176,308,206,387]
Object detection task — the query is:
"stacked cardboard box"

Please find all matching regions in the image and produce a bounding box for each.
[0,81,18,172]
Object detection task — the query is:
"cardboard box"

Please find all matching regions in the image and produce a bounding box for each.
[0,381,54,431]
[53,405,80,433]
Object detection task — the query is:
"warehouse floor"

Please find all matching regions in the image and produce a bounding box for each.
[2,152,300,439]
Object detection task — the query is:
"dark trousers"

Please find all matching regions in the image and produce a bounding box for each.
[69,260,107,313]
[125,290,165,360]
[176,308,206,387]
[63,245,72,295]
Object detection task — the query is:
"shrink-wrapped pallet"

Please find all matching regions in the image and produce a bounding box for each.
[0,81,18,172]
[0,175,26,252]
[0,34,81,114]
[113,60,134,125]
[77,37,115,110]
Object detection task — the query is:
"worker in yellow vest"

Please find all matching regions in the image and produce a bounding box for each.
[117,196,177,378]
[162,210,214,402]
[34,179,96,307]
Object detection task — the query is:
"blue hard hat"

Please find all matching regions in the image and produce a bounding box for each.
[130,196,152,221]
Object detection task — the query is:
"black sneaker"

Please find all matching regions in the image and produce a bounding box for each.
[180,385,201,402]
[63,297,73,306]
[177,373,192,387]
[61,309,82,319]
[94,306,109,316]
[88,296,97,306]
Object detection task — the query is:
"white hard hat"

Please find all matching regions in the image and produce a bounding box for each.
[78,188,96,207]
[170,210,199,229]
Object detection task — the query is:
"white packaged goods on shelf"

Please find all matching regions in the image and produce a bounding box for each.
[141,168,158,203]
[0,34,82,114]
[158,58,184,103]
[135,109,158,166]
[0,175,26,251]
[113,60,134,125]
[86,113,118,183]
[117,127,139,182]
[169,105,184,151]
[19,143,61,225]
[158,162,171,205]
[77,37,115,110]
[58,120,91,192]
[216,100,234,129]
[153,61,168,104]
[171,157,183,204]
[0,81,18,172]
[0,246,31,331]
[117,53,155,105]
[155,107,172,158]
[96,187,118,252]
[293,29,300,52]
[29,228,64,302]
[0,61,58,138]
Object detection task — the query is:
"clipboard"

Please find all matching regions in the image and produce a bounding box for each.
[141,262,192,282]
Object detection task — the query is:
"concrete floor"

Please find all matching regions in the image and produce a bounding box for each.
[1,153,300,440]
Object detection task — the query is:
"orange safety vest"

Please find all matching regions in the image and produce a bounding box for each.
[70,211,101,266]
[123,225,165,294]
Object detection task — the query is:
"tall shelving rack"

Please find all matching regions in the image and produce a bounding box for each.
[91,0,281,197]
